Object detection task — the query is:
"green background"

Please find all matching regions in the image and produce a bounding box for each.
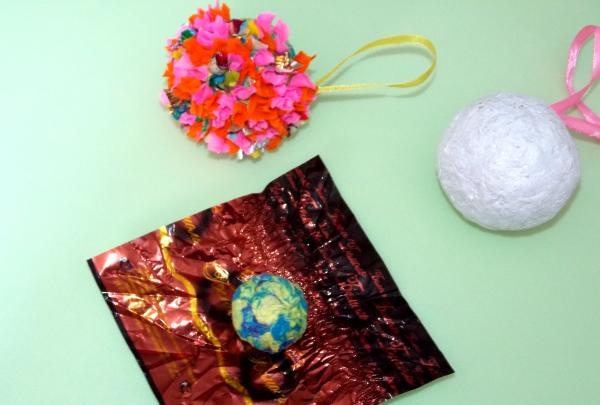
[2,0,599,403]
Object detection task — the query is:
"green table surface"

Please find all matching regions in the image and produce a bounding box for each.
[2,0,600,404]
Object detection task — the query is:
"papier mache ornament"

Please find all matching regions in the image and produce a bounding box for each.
[437,26,600,231]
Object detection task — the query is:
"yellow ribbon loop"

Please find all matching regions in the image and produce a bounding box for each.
[315,34,437,94]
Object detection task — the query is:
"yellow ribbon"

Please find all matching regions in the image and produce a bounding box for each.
[316,34,437,94]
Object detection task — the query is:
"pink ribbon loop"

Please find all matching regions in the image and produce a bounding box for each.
[551,25,600,139]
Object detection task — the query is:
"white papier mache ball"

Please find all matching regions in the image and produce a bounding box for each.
[437,92,580,231]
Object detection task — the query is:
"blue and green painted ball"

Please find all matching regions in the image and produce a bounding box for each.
[231,273,308,354]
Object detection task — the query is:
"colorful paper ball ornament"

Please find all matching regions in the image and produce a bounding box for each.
[162,3,317,159]
[161,3,438,159]
[231,273,308,354]
[437,93,580,231]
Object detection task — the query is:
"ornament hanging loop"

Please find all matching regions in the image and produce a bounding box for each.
[315,34,437,94]
[551,25,600,139]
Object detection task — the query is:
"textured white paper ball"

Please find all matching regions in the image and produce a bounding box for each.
[437,92,580,231]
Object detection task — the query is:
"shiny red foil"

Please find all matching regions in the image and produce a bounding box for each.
[88,156,453,405]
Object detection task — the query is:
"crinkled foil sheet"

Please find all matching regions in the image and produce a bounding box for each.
[88,156,453,405]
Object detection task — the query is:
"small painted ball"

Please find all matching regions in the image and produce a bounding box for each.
[232,273,308,353]
[437,92,580,231]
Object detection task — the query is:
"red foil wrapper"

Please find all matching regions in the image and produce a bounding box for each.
[88,156,453,405]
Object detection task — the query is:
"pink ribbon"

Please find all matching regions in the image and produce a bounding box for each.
[551,25,600,139]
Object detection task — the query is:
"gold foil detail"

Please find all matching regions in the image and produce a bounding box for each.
[158,226,253,404]
[182,216,201,243]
